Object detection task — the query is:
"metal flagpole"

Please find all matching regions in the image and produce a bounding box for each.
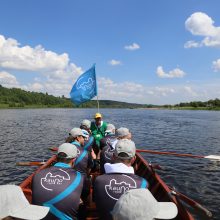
[96,95,100,113]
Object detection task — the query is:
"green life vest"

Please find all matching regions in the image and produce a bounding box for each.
[91,121,107,147]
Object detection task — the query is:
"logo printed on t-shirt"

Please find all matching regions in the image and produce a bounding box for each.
[104,147,114,160]
[77,148,81,156]
[41,169,70,191]
[106,138,112,147]
[105,175,137,200]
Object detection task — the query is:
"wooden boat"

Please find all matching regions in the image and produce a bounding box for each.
[19,151,201,220]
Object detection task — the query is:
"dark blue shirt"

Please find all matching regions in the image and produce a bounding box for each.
[93,172,148,220]
[71,141,93,174]
[32,162,85,220]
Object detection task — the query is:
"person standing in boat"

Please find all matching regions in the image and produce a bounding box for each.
[90,113,107,149]
[100,127,132,174]
[93,139,148,220]
[32,143,86,220]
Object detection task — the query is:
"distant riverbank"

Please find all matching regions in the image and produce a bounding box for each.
[0,103,71,109]
[1,103,220,111]
[140,107,220,111]
[169,106,220,111]
[1,85,220,110]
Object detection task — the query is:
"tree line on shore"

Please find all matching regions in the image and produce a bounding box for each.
[0,85,153,108]
[0,85,220,109]
[174,100,220,108]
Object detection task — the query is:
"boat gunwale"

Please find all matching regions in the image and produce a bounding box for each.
[135,152,195,220]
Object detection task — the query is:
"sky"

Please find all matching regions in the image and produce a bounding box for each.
[0,0,220,105]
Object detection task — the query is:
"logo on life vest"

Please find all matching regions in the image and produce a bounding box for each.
[41,169,70,191]
[105,175,137,200]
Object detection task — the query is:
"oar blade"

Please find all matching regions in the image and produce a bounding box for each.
[137,149,220,161]
[16,161,45,166]
[49,147,58,152]
[204,155,220,160]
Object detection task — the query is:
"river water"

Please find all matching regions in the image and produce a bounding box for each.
[0,108,220,219]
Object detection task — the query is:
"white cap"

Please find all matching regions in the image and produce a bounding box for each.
[58,143,78,159]
[116,127,130,138]
[81,129,90,139]
[111,188,178,220]
[114,139,136,159]
[70,127,87,138]
[81,119,91,129]
[0,185,49,219]
[105,124,116,133]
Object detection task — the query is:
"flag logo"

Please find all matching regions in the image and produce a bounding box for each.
[76,77,95,91]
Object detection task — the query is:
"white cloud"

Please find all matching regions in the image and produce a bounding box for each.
[98,77,179,103]
[185,12,220,48]
[27,78,220,105]
[0,34,83,96]
[45,63,82,82]
[1,70,220,105]
[156,66,186,78]
[108,59,122,66]
[184,86,198,97]
[23,81,73,97]
[124,43,140,51]
[155,87,175,96]
[0,35,69,71]
[0,71,19,87]
[1,35,220,105]
[97,77,215,104]
[98,77,146,101]
[31,82,44,91]
[212,59,220,72]
[184,40,201,48]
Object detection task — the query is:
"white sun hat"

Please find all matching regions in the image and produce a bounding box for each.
[81,129,90,138]
[111,188,178,220]
[114,139,136,159]
[70,127,87,138]
[0,185,49,220]
[58,143,78,159]
[81,119,91,129]
[116,127,130,138]
[105,123,116,134]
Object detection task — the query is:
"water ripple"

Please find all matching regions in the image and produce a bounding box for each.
[0,109,220,219]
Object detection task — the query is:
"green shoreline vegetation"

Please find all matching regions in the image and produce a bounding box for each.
[0,85,220,110]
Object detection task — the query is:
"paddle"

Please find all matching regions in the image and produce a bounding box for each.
[16,161,45,166]
[169,187,212,218]
[49,146,220,160]
[49,147,58,152]
[137,149,220,160]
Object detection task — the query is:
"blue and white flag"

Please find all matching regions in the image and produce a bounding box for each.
[70,65,97,105]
